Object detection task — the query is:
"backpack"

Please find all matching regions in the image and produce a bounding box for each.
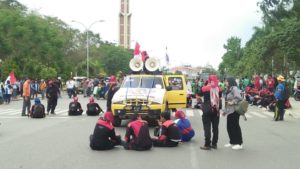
[282,85,290,101]
[69,102,77,112]
[31,104,45,118]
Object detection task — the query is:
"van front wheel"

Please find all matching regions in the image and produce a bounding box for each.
[113,116,122,127]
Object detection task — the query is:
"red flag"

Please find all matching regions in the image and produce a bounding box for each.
[134,42,141,56]
[5,71,17,84]
[141,51,149,62]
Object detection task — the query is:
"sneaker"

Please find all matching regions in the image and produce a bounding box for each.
[232,144,243,150]
[224,143,233,147]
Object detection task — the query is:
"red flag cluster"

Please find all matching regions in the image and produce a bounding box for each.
[133,42,148,62]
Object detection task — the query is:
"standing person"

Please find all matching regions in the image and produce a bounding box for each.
[4,81,12,104]
[39,80,47,100]
[152,112,181,147]
[274,75,286,121]
[89,112,121,150]
[174,110,195,142]
[66,79,75,99]
[223,77,243,150]
[86,97,103,116]
[106,75,119,112]
[122,114,153,151]
[21,78,31,116]
[266,75,275,92]
[68,96,83,116]
[46,80,59,115]
[199,75,222,150]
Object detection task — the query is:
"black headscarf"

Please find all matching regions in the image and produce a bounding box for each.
[226,77,237,95]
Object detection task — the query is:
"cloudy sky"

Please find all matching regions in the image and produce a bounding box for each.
[18,0,263,69]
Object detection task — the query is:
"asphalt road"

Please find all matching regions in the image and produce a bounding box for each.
[1,93,300,169]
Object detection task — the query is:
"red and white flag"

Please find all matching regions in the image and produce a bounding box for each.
[5,71,17,84]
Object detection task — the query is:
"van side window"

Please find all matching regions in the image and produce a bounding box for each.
[168,77,183,90]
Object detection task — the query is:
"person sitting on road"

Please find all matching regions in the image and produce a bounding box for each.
[89,112,121,150]
[68,96,83,116]
[86,97,103,116]
[30,98,46,118]
[152,112,181,147]
[122,114,153,151]
[174,110,195,142]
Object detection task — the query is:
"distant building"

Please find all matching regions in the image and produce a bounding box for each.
[170,66,204,80]
[119,0,131,49]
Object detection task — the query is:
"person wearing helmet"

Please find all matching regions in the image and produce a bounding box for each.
[46,80,60,115]
[68,96,83,116]
[86,97,103,116]
[30,98,45,118]
[89,112,121,150]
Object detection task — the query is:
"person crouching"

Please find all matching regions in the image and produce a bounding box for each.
[89,112,121,150]
[30,98,46,118]
[86,97,103,116]
[68,96,83,116]
[174,110,195,142]
[152,112,181,147]
[122,114,153,151]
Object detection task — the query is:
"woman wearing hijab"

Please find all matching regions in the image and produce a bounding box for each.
[199,75,222,150]
[223,77,243,150]
[90,112,121,150]
[174,110,195,142]
[68,96,83,116]
[86,97,103,116]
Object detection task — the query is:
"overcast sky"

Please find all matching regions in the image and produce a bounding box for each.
[18,0,263,69]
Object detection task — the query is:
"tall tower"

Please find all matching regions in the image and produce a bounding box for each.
[119,0,131,49]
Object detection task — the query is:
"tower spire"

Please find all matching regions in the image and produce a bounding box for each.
[119,0,131,49]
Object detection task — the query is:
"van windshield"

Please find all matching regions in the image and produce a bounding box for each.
[122,76,164,89]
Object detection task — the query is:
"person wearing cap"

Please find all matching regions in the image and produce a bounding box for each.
[46,80,60,115]
[30,98,45,118]
[22,78,31,116]
[86,97,103,116]
[68,96,83,116]
[274,75,286,121]
[122,114,152,151]
[199,75,222,150]
[106,75,119,112]
[89,112,121,150]
[174,110,195,142]
[152,112,181,147]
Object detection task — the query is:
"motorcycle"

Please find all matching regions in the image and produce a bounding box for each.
[293,88,300,101]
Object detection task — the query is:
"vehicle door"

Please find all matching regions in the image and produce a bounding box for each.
[164,75,187,108]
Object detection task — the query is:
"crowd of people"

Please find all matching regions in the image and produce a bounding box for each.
[1,73,299,152]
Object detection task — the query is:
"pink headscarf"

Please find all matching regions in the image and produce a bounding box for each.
[175,110,186,119]
[104,112,114,123]
[89,97,94,103]
[208,75,220,112]
[73,96,78,102]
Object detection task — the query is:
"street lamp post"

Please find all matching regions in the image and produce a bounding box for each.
[71,20,104,78]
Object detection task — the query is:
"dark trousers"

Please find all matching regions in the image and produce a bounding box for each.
[47,98,57,114]
[227,112,243,145]
[152,139,178,147]
[4,94,11,103]
[90,135,121,150]
[22,96,31,115]
[122,141,152,150]
[274,100,285,121]
[202,112,219,146]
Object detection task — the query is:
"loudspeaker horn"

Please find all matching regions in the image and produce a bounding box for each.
[129,57,144,72]
[145,57,160,72]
